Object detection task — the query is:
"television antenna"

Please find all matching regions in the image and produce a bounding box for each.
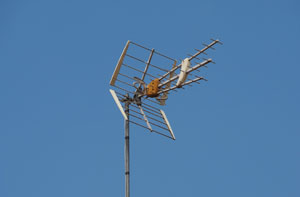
[109,39,222,197]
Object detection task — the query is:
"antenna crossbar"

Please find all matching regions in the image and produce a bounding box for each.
[123,64,156,79]
[129,108,167,125]
[130,41,176,61]
[130,105,164,119]
[125,54,169,72]
[129,120,174,140]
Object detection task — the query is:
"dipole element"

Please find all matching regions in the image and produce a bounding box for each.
[124,100,130,197]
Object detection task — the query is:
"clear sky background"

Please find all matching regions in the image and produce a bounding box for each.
[1,0,299,197]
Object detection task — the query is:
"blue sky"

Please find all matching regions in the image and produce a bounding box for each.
[0,0,299,196]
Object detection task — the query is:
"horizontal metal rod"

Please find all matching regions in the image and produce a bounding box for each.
[130,112,168,133]
[130,41,176,61]
[142,108,165,119]
[130,105,163,119]
[129,120,150,130]
[148,120,170,132]
[153,51,177,62]
[126,54,169,72]
[141,104,162,116]
[129,108,167,125]
[129,41,152,51]
[129,113,146,122]
[142,100,162,111]
[123,63,156,79]
[129,120,174,140]
[114,92,127,102]
[152,130,174,140]
[145,115,167,126]
[141,102,161,113]
[113,85,135,95]
[116,79,136,89]
[142,97,162,106]
[119,72,138,82]
[131,103,162,118]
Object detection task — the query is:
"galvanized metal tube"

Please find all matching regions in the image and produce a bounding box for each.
[124,102,130,197]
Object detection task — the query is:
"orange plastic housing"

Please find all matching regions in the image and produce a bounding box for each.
[146,79,160,97]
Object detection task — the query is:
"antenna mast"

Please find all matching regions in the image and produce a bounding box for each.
[124,98,130,197]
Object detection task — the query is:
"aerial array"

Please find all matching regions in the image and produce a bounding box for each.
[109,39,222,197]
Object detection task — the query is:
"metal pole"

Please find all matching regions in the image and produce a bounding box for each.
[124,101,130,197]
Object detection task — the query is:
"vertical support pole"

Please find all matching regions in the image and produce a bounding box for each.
[124,101,130,197]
